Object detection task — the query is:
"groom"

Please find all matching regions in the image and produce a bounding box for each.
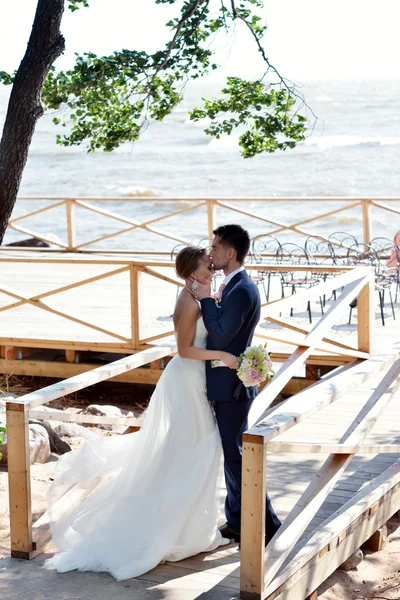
[193,224,281,545]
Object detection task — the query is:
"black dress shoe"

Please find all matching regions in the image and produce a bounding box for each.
[219,522,241,543]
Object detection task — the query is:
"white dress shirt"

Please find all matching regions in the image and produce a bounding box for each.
[223,265,245,286]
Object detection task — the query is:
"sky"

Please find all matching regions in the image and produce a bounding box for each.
[0,0,399,82]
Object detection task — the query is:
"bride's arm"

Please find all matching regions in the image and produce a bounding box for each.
[176,301,237,368]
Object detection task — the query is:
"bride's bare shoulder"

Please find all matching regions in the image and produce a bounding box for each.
[173,290,199,328]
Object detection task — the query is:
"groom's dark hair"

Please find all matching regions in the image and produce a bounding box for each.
[213,224,250,264]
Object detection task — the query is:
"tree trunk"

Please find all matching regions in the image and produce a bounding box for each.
[0,0,65,244]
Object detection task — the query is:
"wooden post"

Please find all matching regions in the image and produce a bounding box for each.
[65,349,77,363]
[358,272,375,355]
[66,199,76,250]
[240,433,267,600]
[2,346,16,360]
[6,401,33,559]
[362,199,372,245]
[207,200,216,241]
[130,265,140,350]
[363,526,387,552]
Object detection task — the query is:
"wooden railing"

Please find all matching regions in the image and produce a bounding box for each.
[239,268,400,600]
[0,255,359,359]
[4,196,400,252]
[5,266,375,563]
[0,256,184,354]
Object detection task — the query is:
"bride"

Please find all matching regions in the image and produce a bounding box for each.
[44,246,238,581]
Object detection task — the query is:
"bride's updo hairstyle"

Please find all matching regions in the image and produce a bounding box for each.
[175,246,206,279]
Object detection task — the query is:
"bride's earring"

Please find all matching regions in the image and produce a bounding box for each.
[192,275,199,299]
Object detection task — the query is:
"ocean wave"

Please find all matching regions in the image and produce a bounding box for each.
[305,135,400,149]
[117,186,158,197]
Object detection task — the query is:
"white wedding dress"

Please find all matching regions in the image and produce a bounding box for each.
[44,316,228,581]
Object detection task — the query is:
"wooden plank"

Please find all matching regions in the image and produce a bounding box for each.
[0,338,133,352]
[362,199,372,244]
[141,265,184,288]
[240,436,267,600]
[65,349,76,363]
[247,352,397,436]
[207,199,216,240]
[266,316,360,353]
[8,343,176,409]
[362,526,387,552]
[66,199,76,250]
[357,272,375,354]
[370,199,400,216]
[130,265,140,348]
[29,409,143,427]
[0,359,162,384]
[7,222,68,248]
[6,402,33,558]
[9,199,66,224]
[255,328,368,359]
[266,441,400,454]
[215,200,315,238]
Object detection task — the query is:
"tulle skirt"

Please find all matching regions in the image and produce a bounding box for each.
[44,354,227,581]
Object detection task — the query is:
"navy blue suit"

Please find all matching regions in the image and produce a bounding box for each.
[201,270,281,539]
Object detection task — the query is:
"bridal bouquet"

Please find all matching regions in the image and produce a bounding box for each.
[237,344,274,387]
[211,343,274,388]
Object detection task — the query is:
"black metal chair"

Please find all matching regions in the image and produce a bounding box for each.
[346,243,395,326]
[304,236,338,303]
[276,243,322,323]
[328,231,359,265]
[251,234,282,302]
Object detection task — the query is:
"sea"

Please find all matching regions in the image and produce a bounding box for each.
[1,77,400,251]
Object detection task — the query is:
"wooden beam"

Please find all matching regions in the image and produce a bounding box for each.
[6,402,33,558]
[254,328,368,360]
[240,435,267,600]
[7,343,176,410]
[207,199,216,240]
[66,199,76,250]
[357,272,375,355]
[362,199,372,244]
[0,359,163,385]
[65,349,77,363]
[247,355,392,440]
[266,316,360,354]
[130,265,140,348]
[266,441,400,454]
[29,409,143,427]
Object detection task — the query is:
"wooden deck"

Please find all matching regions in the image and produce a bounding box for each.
[2,252,400,599]
[7,361,395,600]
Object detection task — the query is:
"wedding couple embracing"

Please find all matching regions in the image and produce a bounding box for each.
[44,224,281,581]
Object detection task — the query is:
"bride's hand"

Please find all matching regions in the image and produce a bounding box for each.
[185,276,212,300]
[220,352,238,370]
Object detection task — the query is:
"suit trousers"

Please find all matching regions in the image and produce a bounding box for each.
[213,397,281,540]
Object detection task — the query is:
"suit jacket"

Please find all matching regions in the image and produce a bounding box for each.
[200,270,260,403]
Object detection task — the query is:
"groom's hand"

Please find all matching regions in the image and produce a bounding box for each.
[186,276,212,301]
